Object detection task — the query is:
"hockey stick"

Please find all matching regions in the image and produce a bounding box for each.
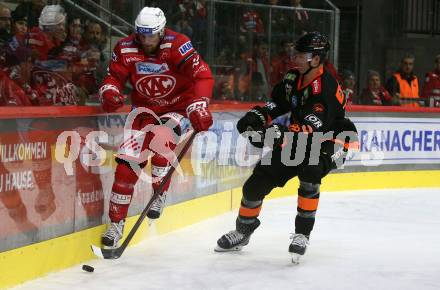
[91,131,197,259]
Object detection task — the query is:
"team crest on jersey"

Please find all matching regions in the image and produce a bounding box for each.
[178,41,193,55]
[136,62,170,74]
[135,74,176,98]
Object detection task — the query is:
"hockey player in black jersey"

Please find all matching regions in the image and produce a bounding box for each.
[215,32,358,263]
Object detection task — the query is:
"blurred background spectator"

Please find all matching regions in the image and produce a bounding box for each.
[1,0,439,106]
[359,70,393,106]
[385,53,420,107]
[12,0,47,29]
[341,69,356,105]
[270,39,296,85]
[288,0,309,38]
[0,4,11,45]
[421,54,440,107]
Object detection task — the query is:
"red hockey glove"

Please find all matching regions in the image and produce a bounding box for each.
[99,84,124,112]
[186,99,213,132]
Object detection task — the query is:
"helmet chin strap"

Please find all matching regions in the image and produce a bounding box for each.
[302,53,319,76]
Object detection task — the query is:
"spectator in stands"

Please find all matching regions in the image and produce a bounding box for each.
[81,21,106,53]
[29,4,67,61]
[270,40,296,85]
[268,0,290,37]
[341,69,356,105]
[4,12,33,97]
[360,70,393,106]
[239,0,265,56]
[385,53,420,107]
[0,4,11,45]
[240,0,264,34]
[13,0,47,29]
[288,0,309,38]
[421,54,440,106]
[66,16,82,47]
[235,38,271,101]
[174,18,193,38]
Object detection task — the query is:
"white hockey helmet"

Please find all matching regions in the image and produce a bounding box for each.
[135,7,166,36]
[39,5,66,31]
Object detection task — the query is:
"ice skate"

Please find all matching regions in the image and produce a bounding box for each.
[289,233,309,264]
[147,192,167,219]
[215,218,260,252]
[101,220,125,248]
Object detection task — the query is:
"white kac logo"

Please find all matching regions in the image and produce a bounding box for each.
[135,74,176,98]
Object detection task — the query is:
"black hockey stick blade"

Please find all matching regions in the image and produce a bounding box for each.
[91,131,197,259]
[91,244,122,259]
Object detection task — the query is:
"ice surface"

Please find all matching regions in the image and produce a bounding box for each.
[13,188,440,290]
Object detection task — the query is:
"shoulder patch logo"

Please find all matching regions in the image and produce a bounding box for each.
[312,79,322,95]
[178,41,194,56]
[164,35,176,41]
[160,43,172,49]
[120,40,133,46]
[121,48,138,54]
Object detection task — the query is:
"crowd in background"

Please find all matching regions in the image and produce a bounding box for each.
[0,0,439,108]
[0,0,108,106]
[340,54,440,107]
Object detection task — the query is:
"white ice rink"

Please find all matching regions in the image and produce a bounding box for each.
[13,188,440,290]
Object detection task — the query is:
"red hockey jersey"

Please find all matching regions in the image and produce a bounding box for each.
[101,28,214,115]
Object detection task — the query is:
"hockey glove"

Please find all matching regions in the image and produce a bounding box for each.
[236,106,269,134]
[99,84,124,113]
[187,98,213,132]
[246,124,287,149]
[265,123,287,148]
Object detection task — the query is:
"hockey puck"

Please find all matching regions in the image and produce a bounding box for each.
[82,264,94,272]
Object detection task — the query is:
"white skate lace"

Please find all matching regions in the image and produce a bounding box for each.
[225,231,245,245]
[150,194,167,212]
[103,222,123,240]
[290,233,309,248]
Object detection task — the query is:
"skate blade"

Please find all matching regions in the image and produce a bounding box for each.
[214,245,244,252]
[102,243,119,250]
[290,253,302,264]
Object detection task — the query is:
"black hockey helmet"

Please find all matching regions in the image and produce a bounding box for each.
[295,31,330,60]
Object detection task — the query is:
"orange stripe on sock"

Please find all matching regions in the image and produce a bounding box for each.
[298,196,319,211]
[239,205,262,217]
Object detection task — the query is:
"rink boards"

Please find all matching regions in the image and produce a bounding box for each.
[0,105,439,288]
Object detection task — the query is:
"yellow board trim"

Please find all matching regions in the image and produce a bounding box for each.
[1,170,439,288]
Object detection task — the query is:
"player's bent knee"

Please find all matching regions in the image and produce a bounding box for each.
[298,165,324,184]
[243,171,278,201]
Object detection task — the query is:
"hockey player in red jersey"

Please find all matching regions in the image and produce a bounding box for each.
[215,32,358,263]
[99,7,214,247]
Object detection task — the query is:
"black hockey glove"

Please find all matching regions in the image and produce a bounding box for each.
[245,123,287,149]
[236,106,268,134]
[264,123,287,148]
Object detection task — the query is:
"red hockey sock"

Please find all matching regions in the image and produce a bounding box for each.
[109,161,140,222]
